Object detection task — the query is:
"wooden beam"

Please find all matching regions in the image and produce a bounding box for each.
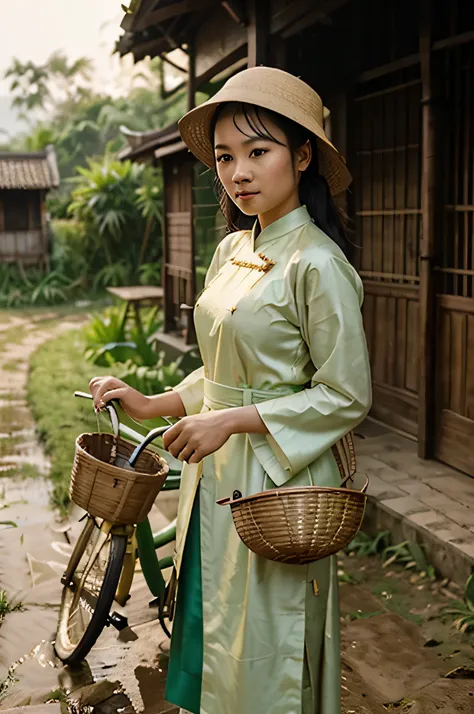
[247,0,269,67]
[433,28,474,52]
[195,44,247,86]
[356,53,420,84]
[221,1,246,25]
[270,0,314,35]
[161,52,187,73]
[356,31,474,86]
[134,0,216,32]
[281,0,350,38]
[417,0,438,459]
[187,36,196,111]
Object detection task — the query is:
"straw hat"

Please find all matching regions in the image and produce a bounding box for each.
[178,66,351,196]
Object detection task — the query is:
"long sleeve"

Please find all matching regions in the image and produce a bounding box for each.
[254,252,372,485]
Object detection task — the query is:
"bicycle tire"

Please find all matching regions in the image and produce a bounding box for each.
[55,518,127,664]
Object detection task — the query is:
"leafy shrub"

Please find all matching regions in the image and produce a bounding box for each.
[0,264,73,307]
[50,219,88,280]
[93,262,132,290]
[83,305,127,347]
[118,352,184,395]
[138,262,161,285]
[68,158,162,275]
[83,305,163,367]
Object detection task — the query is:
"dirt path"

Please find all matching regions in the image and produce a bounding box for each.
[0,309,472,714]
[0,311,91,698]
[0,308,179,714]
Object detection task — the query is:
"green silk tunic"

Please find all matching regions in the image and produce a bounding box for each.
[165,206,372,714]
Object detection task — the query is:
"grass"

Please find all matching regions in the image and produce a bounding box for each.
[0,463,40,480]
[27,328,123,513]
[0,590,23,627]
[1,360,20,372]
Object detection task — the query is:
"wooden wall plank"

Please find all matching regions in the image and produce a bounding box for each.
[386,296,397,382]
[406,299,419,392]
[449,311,467,416]
[372,295,387,382]
[395,297,407,389]
[466,314,474,420]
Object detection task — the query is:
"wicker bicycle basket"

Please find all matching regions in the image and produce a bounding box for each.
[70,433,169,525]
[216,474,368,565]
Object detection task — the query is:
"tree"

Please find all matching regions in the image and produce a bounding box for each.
[4,51,94,120]
[67,157,162,284]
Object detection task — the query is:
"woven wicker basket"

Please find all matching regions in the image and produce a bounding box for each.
[216,474,368,564]
[70,433,169,525]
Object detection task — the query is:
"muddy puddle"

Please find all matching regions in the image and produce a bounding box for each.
[0,515,178,714]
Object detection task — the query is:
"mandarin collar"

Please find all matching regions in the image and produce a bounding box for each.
[252,205,312,251]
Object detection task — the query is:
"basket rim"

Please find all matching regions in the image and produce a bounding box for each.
[221,480,368,509]
[75,432,169,479]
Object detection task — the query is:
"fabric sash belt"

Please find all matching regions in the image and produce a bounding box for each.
[203,377,301,410]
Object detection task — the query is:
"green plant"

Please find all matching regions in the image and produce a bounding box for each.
[443,574,474,633]
[118,352,184,395]
[345,530,391,557]
[138,262,161,285]
[83,306,163,367]
[382,540,435,579]
[68,158,162,275]
[83,306,127,348]
[0,264,74,307]
[46,689,68,704]
[0,590,23,626]
[51,218,88,278]
[93,262,132,290]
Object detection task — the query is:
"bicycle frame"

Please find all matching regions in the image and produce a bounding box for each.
[74,392,181,608]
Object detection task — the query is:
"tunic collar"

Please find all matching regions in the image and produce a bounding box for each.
[252,205,311,251]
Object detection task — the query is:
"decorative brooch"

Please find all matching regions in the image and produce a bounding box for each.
[230,252,276,273]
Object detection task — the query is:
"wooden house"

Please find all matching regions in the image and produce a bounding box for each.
[117,0,474,478]
[0,145,59,269]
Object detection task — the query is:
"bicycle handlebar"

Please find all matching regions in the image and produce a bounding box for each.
[74,390,173,468]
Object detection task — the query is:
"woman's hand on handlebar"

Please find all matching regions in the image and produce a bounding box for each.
[89,376,151,421]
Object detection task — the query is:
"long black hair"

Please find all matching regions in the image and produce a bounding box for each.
[210,102,350,257]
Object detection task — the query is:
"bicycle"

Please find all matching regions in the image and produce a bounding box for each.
[54,391,181,665]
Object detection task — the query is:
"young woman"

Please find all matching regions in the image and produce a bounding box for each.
[90,67,371,714]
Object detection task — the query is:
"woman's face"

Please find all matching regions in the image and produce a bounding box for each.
[213,106,311,228]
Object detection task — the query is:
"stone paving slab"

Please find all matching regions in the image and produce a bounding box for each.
[357,421,474,585]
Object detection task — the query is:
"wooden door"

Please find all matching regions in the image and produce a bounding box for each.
[434,43,474,476]
[353,68,422,437]
[162,152,196,343]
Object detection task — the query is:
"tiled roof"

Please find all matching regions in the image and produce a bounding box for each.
[118,123,181,161]
[0,145,60,190]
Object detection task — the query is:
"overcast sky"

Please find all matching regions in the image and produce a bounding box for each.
[0,0,134,97]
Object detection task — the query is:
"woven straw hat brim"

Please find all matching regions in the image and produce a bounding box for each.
[178,68,352,196]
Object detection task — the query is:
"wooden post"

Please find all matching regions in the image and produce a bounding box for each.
[187,37,196,112]
[162,157,174,334]
[418,0,438,458]
[247,0,269,67]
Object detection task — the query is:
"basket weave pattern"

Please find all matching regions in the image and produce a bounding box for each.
[70,433,169,525]
[227,484,366,565]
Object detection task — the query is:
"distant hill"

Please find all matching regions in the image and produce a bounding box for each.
[0,95,29,141]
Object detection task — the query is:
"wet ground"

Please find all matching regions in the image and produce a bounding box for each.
[0,309,473,714]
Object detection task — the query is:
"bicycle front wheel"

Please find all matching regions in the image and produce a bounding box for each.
[55,516,127,665]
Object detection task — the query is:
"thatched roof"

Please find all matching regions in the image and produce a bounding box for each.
[0,145,60,190]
